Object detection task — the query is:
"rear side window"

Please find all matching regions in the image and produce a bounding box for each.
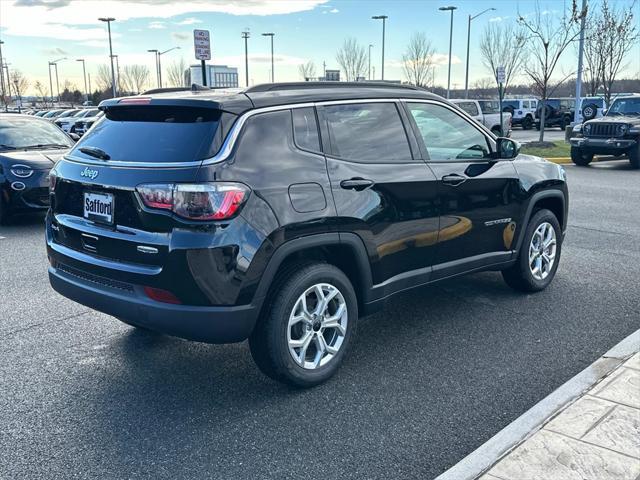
[323,102,412,163]
[292,107,320,152]
[74,106,222,163]
[457,101,479,116]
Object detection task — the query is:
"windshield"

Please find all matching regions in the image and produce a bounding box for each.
[0,117,74,151]
[502,100,520,109]
[607,98,640,116]
[73,106,222,163]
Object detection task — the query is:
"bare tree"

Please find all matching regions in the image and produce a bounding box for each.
[121,65,150,94]
[596,0,638,105]
[336,38,368,81]
[166,58,187,87]
[10,70,29,99]
[298,60,316,80]
[518,0,585,141]
[402,32,435,87]
[479,22,527,93]
[34,81,51,107]
[95,64,113,92]
[582,20,605,97]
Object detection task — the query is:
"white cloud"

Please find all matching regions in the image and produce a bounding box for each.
[176,17,202,25]
[215,53,308,68]
[388,54,462,68]
[148,21,166,29]
[172,32,190,41]
[489,16,509,23]
[329,8,338,13]
[2,0,329,40]
[42,47,68,55]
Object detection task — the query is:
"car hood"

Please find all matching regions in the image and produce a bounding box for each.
[586,115,640,126]
[0,148,68,169]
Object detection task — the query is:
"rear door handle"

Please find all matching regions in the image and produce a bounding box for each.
[340,178,375,191]
[441,174,467,186]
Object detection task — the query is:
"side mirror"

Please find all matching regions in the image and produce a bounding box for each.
[496,137,520,159]
[68,133,80,142]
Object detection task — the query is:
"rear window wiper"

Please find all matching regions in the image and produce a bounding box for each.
[0,144,17,150]
[79,146,111,160]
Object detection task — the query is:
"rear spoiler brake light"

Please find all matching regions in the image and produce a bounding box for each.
[118,97,152,105]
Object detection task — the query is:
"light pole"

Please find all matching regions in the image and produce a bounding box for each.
[14,79,22,113]
[242,30,250,87]
[261,32,275,82]
[111,55,120,95]
[48,58,65,102]
[98,17,116,98]
[439,6,457,99]
[157,46,180,88]
[76,58,89,104]
[147,49,160,87]
[371,15,387,81]
[0,40,6,111]
[465,7,495,99]
[574,0,588,125]
[3,63,12,107]
[368,44,373,80]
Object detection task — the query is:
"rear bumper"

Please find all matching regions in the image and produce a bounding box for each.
[48,262,258,343]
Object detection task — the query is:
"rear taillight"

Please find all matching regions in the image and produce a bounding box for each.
[136,182,249,221]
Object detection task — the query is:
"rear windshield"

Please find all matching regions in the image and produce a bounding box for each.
[72,106,222,163]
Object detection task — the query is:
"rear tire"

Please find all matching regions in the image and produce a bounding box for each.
[249,262,357,388]
[628,144,640,169]
[502,209,562,293]
[522,116,533,130]
[571,146,594,166]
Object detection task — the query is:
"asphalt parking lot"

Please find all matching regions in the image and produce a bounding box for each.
[1,160,639,480]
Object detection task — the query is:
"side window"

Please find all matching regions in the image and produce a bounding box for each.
[407,102,491,161]
[457,101,479,116]
[523,101,529,109]
[323,102,412,163]
[292,107,320,152]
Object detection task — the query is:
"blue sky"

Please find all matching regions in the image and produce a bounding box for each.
[1,0,638,95]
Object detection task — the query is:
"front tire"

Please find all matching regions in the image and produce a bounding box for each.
[522,116,533,130]
[571,146,594,166]
[249,262,357,388]
[502,209,562,293]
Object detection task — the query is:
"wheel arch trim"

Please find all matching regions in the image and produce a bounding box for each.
[514,190,567,254]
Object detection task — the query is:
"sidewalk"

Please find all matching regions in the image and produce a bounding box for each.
[435,330,640,480]
[481,352,640,480]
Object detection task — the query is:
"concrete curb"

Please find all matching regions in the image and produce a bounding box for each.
[433,329,640,480]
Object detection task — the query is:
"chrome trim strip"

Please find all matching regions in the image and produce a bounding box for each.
[137,245,159,254]
[81,233,99,241]
[62,97,444,169]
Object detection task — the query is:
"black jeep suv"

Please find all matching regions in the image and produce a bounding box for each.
[570,95,640,169]
[535,98,576,130]
[47,83,568,387]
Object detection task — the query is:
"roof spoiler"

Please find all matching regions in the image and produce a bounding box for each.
[245,81,428,93]
[141,84,213,95]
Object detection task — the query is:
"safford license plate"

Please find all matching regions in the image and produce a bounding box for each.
[83,192,114,224]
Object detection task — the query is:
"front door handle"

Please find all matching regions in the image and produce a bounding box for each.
[442,174,467,186]
[340,178,375,191]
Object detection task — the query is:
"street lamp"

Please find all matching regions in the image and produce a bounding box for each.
[241,30,250,87]
[0,40,6,111]
[111,54,120,95]
[98,17,116,98]
[261,32,275,83]
[157,46,180,88]
[368,44,373,80]
[147,49,160,88]
[48,57,66,104]
[465,7,495,99]
[13,79,22,113]
[439,6,457,99]
[76,58,89,104]
[371,15,388,81]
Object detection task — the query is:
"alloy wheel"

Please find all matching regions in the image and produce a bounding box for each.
[529,222,557,281]
[287,283,348,370]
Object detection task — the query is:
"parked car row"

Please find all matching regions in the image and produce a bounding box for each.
[18,107,104,137]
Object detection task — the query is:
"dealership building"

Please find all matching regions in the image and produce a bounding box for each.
[187,65,239,88]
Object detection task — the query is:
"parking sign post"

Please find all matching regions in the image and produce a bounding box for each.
[194,29,211,87]
[497,66,506,137]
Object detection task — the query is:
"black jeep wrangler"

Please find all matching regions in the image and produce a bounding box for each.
[47,83,568,387]
[570,95,640,169]
[535,98,575,130]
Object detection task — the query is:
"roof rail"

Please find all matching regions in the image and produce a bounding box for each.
[141,84,213,95]
[245,81,425,93]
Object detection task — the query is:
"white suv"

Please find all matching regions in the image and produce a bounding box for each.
[501,99,538,130]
